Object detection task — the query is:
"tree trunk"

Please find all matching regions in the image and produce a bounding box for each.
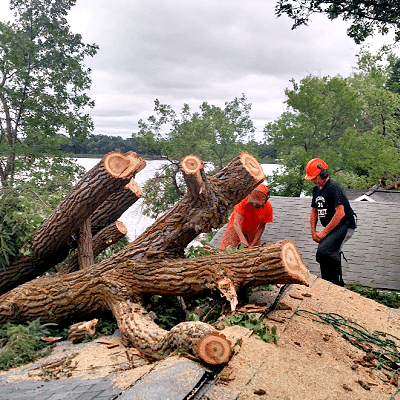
[77,217,94,269]
[0,153,145,295]
[31,151,145,259]
[90,179,141,236]
[60,221,128,274]
[0,239,309,360]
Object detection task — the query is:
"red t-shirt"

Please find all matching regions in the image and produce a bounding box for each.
[228,195,273,233]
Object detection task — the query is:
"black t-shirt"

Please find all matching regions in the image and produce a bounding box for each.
[311,179,356,229]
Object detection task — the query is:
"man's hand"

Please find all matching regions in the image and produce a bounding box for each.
[313,230,327,243]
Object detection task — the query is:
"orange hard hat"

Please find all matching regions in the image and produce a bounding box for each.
[247,184,269,206]
[304,158,328,180]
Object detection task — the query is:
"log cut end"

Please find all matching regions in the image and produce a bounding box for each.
[280,240,310,286]
[181,154,204,175]
[197,332,232,365]
[125,179,142,198]
[239,152,265,182]
[115,221,128,236]
[103,152,147,179]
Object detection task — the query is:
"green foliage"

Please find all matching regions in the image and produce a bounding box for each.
[0,319,57,370]
[264,47,400,196]
[229,313,279,344]
[0,0,98,187]
[59,134,161,158]
[188,296,222,324]
[186,245,211,259]
[134,95,257,218]
[149,296,185,330]
[346,282,400,309]
[0,170,83,268]
[275,0,400,44]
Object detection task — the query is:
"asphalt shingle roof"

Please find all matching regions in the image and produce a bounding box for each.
[211,196,400,292]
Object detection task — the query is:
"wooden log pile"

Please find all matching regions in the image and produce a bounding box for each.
[0,151,310,365]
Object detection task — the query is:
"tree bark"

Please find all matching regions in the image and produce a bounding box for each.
[77,217,94,269]
[0,239,309,360]
[60,221,128,274]
[90,179,141,236]
[0,153,145,295]
[31,151,145,259]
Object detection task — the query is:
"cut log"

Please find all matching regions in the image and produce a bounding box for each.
[181,154,204,195]
[0,153,145,296]
[68,319,98,343]
[90,179,141,236]
[77,217,94,269]
[196,332,232,364]
[31,151,144,259]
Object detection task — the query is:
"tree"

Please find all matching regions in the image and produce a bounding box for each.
[264,48,400,196]
[133,95,256,218]
[275,0,400,44]
[0,0,98,187]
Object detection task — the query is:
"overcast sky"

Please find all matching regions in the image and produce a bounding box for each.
[1,0,396,141]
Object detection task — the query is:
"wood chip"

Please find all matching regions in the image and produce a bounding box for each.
[289,293,303,300]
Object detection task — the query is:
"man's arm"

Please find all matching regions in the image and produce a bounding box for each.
[315,204,345,242]
[249,222,266,247]
[310,207,319,242]
[232,213,249,247]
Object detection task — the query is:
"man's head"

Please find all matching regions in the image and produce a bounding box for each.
[304,158,328,181]
[247,184,269,208]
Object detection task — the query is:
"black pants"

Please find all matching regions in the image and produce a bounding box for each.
[316,224,349,287]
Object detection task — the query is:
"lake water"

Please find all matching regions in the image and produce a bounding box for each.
[76,158,280,241]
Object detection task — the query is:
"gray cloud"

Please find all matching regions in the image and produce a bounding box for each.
[1,0,388,140]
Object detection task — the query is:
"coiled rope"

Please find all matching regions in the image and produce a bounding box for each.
[296,310,400,399]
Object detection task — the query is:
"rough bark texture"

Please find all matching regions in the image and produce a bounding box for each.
[31,152,144,259]
[90,179,141,236]
[0,239,309,360]
[0,240,309,324]
[61,221,127,274]
[77,217,94,270]
[0,153,145,295]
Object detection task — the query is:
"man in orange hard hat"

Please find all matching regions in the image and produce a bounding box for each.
[305,158,356,286]
[220,183,273,249]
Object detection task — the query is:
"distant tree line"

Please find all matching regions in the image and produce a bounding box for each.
[59,134,162,158]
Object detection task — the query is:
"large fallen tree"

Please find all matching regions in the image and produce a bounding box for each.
[0,152,144,294]
[0,152,310,364]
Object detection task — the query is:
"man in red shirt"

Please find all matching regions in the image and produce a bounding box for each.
[220,184,273,249]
